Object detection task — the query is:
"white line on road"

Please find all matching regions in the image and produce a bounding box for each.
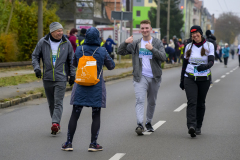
[214,79,221,83]
[109,153,126,160]
[221,75,226,78]
[143,121,166,135]
[226,72,230,75]
[174,103,187,112]
[230,70,233,72]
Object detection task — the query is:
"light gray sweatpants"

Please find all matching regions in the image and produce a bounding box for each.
[43,81,66,124]
[133,76,161,125]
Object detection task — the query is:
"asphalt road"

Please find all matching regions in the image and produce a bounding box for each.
[0,58,240,160]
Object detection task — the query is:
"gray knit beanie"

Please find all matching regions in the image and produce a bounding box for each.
[49,22,63,33]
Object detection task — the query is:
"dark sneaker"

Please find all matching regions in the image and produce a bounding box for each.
[196,128,201,135]
[88,143,103,152]
[61,142,73,151]
[51,123,60,135]
[145,123,154,132]
[135,124,144,135]
[188,127,196,138]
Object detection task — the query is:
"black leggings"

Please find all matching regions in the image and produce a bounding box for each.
[184,77,210,129]
[224,57,228,65]
[67,105,101,144]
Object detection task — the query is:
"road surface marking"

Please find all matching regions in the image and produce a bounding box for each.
[174,103,187,112]
[230,70,233,72]
[226,72,230,75]
[143,121,166,135]
[109,153,126,160]
[214,79,220,83]
[221,75,226,78]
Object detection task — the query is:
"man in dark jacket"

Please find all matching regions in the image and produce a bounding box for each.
[32,22,75,135]
[206,30,222,62]
[105,35,117,59]
[173,36,179,63]
[78,28,87,46]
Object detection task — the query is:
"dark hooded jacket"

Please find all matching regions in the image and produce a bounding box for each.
[206,35,217,52]
[70,27,115,108]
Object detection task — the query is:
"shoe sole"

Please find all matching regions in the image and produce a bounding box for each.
[188,128,196,138]
[146,129,154,132]
[51,125,59,135]
[88,148,103,152]
[135,128,144,135]
[61,148,73,151]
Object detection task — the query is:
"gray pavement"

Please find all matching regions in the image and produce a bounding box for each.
[0,58,239,160]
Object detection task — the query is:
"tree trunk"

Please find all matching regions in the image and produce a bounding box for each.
[5,0,15,34]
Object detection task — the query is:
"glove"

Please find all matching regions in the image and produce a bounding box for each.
[69,76,75,86]
[35,70,42,78]
[179,81,184,90]
[196,64,208,72]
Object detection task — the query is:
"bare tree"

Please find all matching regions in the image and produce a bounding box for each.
[215,12,240,44]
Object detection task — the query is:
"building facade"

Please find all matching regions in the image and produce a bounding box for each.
[133,0,157,28]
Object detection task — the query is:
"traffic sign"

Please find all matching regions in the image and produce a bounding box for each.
[111,11,132,21]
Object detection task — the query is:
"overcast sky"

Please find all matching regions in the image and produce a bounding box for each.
[203,0,240,18]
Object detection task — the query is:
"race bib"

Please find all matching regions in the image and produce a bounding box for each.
[193,65,209,76]
[52,49,57,66]
[139,48,153,59]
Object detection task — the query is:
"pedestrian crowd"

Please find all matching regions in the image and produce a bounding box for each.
[31,19,239,153]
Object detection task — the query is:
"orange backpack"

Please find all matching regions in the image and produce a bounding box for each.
[75,46,102,86]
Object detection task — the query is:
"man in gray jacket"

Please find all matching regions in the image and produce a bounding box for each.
[117,20,166,135]
[32,22,75,135]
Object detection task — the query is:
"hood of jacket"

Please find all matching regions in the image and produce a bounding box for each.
[84,27,101,46]
[206,35,216,41]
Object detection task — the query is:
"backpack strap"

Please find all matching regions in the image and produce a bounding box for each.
[82,45,84,56]
[92,47,99,56]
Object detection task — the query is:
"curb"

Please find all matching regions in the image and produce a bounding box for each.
[0,63,181,109]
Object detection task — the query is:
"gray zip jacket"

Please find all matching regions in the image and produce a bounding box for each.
[117,37,166,82]
[32,33,75,81]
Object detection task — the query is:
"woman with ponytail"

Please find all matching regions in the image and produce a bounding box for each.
[179,25,215,138]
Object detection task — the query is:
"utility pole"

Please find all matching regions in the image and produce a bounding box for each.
[38,0,43,40]
[113,0,116,61]
[167,0,170,43]
[156,0,160,29]
[130,0,133,36]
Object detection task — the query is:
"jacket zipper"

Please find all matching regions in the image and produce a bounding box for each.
[63,64,65,75]
[50,41,67,81]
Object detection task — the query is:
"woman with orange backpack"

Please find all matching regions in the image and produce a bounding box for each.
[61,27,115,152]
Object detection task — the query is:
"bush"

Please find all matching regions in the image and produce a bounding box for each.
[0,33,18,62]
[0,0,60,62]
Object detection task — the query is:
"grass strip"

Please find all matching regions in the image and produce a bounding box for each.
[0,73,38,87]
[0,65,33,73]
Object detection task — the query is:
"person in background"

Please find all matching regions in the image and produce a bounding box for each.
[68,28,78,53]
[105,35,117,59]
[237,44,240,67]
[173,35,180,64]
[32,22,75,135]
[222,43,230,68]
[179,39,184,63]
[205,30,222,62]
[230,45,235,59]
[169,39,175,64]
[78,28,87,46]
[64,30,70,39]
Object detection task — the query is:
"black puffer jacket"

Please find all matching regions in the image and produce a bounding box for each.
[206,35,217,52]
